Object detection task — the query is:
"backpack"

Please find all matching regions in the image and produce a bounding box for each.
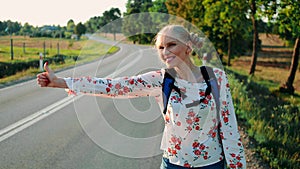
[162,66,220,115]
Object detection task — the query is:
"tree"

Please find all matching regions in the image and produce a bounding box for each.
[166,0,205,28]
[122,0,154,44]
[65,19,75,38]
[74,22,86,39]
[202,0,249,66]
[275,0,300,94]
[102,8,122,40]
[248,0,259,75]
[20,22,34,37]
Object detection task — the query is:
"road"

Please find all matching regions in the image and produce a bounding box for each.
[0,37,166,169]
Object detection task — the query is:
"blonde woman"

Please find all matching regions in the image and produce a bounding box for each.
[37,25,246,169]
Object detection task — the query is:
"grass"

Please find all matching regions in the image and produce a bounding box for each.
[227,70,300,169]
[0,35,119,85]
[225,33,300,169]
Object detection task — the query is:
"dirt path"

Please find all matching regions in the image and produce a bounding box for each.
[239,126,270,169]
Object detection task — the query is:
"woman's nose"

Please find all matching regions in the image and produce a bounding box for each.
[162,48,170,55]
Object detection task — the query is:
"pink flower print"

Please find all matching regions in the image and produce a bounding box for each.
[86,77,92,83]
[194,149,201,156]
[186,118,193,125]
[192,141,200,148]
[224,117,229,123]
[206,94,212,100]
[237,162,243,168]
[192,142,211,161]
[171,136,177,143]
[203,99,208,104]
[129,79,134,85]
[229,163,236,168]
[118,90,124,95]
[211,132,216,138]
[218,77,222,83]
[199,144,206,150]
[175,144,181,150]
[123,86,130,93]
[188,110,195,117]
[230,153,236,158]
[199,91,205,97]
[137,78,143,83]
[115,83,121,90]
[186,126,192,132]
[183,162,191,168]
[165,115,170,123]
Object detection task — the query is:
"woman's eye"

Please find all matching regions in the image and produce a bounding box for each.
[159,46,164,50]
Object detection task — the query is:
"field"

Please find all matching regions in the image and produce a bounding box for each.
[0,35,119,85]
[231,33,300,93]
[227,34,300,169]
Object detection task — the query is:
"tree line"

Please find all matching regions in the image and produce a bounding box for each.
[0,0,299,94]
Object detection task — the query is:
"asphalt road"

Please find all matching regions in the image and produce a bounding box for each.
[0,37,166,169]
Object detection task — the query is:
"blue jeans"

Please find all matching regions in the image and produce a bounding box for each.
[160,158,225,169]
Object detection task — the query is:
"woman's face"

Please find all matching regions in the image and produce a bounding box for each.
[156,34,190,68]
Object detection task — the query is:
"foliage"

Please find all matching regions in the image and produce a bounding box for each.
[74,22,87,39]
[227,69,300,169]
[122,0,156,44]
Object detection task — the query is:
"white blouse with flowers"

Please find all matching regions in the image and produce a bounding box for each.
[64,68,246,169]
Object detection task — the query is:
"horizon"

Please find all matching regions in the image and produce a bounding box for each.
[0,0,127,27]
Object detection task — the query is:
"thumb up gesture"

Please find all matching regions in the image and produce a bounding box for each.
[36,62,67,88]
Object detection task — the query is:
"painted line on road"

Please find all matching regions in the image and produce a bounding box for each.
[0,96,76,142]
[0,51,143,143]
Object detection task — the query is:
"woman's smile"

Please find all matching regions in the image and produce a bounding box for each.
[165,56,176,63]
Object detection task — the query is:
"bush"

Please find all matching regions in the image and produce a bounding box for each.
[0,54,71,78]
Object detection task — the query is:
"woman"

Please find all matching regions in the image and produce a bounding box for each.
[37,25,246,169]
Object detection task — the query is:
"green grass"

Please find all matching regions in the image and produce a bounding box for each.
[226,68,300,169]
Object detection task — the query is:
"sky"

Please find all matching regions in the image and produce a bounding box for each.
[0,0,127,26]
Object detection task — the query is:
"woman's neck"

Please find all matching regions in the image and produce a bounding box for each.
[174,62,203,83]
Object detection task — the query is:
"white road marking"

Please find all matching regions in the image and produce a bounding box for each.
[0,52,142,142]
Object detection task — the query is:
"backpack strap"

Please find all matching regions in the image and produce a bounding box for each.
[162,69,176,114]
[162,67,220,115]
[200,66,220,115]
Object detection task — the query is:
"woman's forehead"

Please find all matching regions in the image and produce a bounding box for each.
[156,34,186,46]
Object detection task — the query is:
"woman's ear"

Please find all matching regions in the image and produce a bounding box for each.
[186,42,192,55]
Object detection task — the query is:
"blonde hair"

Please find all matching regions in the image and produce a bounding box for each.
[155,25,203,48]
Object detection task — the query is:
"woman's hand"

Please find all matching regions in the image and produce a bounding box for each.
[36,62,68,88]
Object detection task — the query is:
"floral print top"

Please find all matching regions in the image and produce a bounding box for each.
[64,68,246,168]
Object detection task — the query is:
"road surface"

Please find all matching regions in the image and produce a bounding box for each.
[0,37,166,169]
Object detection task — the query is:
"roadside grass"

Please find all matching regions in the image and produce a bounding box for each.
[0,36,119,85]
[225,33,300,168]
[0,36,83,62]
[227,69,300,169]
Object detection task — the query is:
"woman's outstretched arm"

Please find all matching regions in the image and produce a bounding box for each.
[37,62,163,98]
